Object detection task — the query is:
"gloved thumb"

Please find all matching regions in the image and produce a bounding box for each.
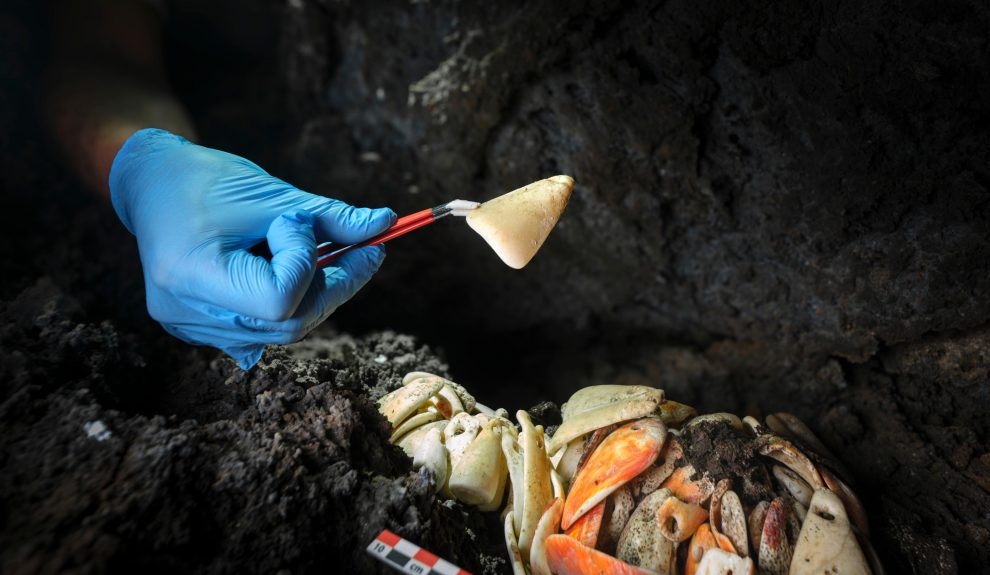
[260,209,319,321]
[187,209,319,323]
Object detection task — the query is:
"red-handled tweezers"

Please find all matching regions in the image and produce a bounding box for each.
[316,199,479,268]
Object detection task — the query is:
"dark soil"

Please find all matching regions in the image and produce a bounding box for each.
[2,0,988,574]
[678,421,774,505]
[0,277,505,574]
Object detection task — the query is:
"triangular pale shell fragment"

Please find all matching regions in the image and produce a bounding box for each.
[466,175,574,269]
[443,412,483,470]
[791,489,870,575]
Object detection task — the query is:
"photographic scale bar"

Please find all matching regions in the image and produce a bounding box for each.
[366,530,472,575]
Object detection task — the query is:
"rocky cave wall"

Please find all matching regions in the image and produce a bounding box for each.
[0,0,988,573]
[270,0,990,572]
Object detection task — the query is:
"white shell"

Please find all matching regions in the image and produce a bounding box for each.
[696,548,755,575]
[616,488,677,572]
[466,175,574,269]
[411,427,448,493]
[773,465,814,507]
[379,378,443,426]
[550,385,664,454]
[790,488,871,575]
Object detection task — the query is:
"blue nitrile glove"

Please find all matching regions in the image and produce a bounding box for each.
[109,128,395,369]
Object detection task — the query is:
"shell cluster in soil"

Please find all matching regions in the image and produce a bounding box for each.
[1,0,988,572]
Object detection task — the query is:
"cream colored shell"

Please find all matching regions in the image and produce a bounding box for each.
[466,175,574,269]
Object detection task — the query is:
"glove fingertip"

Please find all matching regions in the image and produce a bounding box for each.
[109,128,191,234]
[376,207,398,228]
[229,345,266,370]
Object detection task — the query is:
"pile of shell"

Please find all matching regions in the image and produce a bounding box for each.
[380,374,880,574]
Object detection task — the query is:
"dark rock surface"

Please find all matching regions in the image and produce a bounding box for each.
[0,277,504,574]
[271,0,990,572]
[1,0,988,573]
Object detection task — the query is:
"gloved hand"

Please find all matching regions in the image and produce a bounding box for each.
[109,128,395,369]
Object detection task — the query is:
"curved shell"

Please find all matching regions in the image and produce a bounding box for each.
[695,548,755,575]
[659,400,698,426]
[402,372,477,413]
[478,423,510,512]
[449,420,506,506]
[616,488,677,573]
[766,412,834,459]
[662,464,715,504]
[772,464,814,507]
[756,435,824,489]
[748,500,769,552]
[551,385,665,454]
[719,490,749,558]
[791,489,870,575]
[758,497,793,575]
[562,418,666,529]
[516,410,553,563]
[503,510,527,575]
[501,431,525,534]
[388,411,443,444]
[545,534,657,575]
[529,497,564,575]
[601,486,636,553]
[554,437,585,487]
[565,500,604,548]
[708,478,732,538]
[466,175,574,269]
[658,496,709,543]
[820,465,870,536]
[410,426,449,493]
[686,412,743,431]
[379,378,443,426]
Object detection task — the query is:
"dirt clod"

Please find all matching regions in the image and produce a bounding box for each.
[678,421,774,504]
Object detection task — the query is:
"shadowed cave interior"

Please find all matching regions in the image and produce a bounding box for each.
[1,0,988,573]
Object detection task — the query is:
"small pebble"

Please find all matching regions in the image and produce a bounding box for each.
[83,420,111,442]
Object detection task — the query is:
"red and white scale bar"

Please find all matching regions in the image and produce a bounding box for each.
[367,530,472,575]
